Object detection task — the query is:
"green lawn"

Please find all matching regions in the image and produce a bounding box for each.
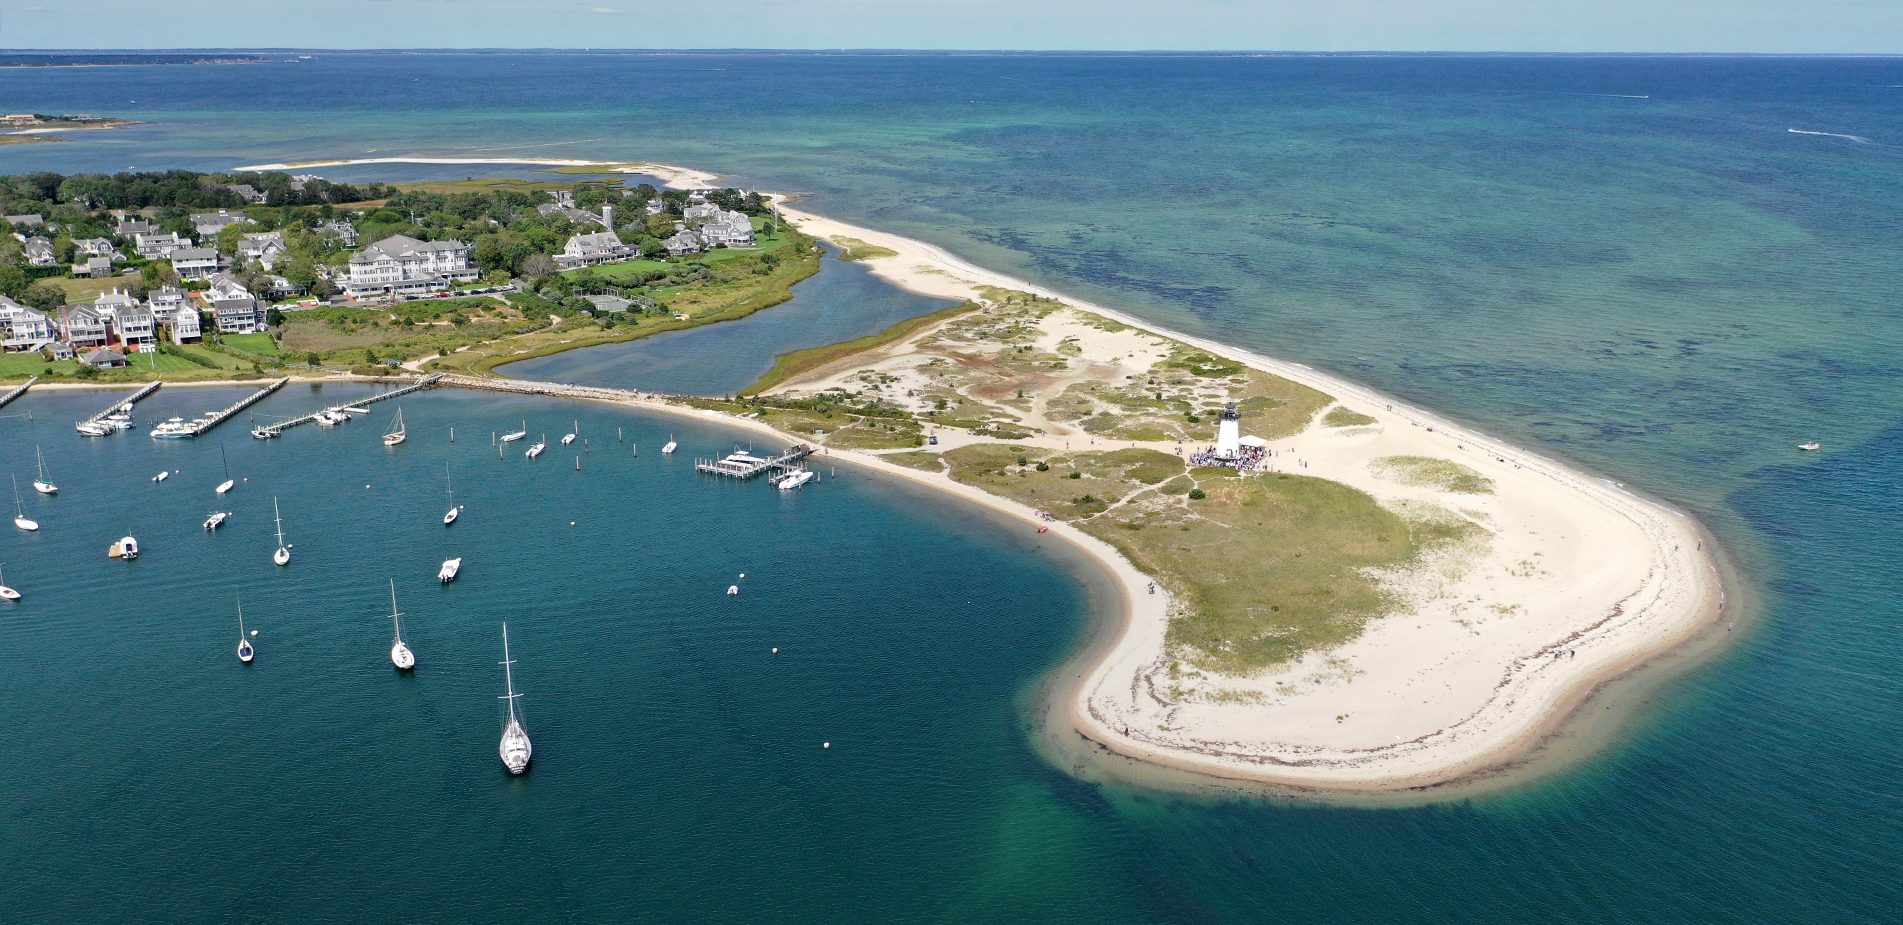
[222,333,279,357]
[0,353,75,378]
[176,345,248,370]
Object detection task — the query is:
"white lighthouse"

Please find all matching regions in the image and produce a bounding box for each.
[1215,403,1242,459]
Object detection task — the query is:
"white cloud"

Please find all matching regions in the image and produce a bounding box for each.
[591,6,623,11]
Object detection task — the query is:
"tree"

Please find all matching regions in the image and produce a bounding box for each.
[265,307,284,327]
[306,351,321,367]
[0,263,25,298]
[53,235,75,265]
[519,253,557,279]
[20,282,63,310]
[640,239,668,259]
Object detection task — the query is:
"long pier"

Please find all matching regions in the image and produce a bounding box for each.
[260,373,443,435]
[0,376,35,410]
[159,377,288,438]
[438,374,643,403]
[695,443,814,480]
[81,380,162,427]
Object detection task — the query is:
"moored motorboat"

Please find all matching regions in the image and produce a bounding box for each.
[77,422,111,437]
[150,417,194,439]
[500,420,528,442]
[662,434,678,454]
[153,471,169,482]
[204,511,230,530]
[498,624,532,774]
[1798,442,1821,451]
[111,536,139,560]
[439,557,461,583]
[525,438,546,458]
[251,426,277,439]
[777,469,816,491]
[561,421,577,445]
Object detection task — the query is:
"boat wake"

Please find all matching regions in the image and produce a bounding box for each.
[1789,128,1872,143]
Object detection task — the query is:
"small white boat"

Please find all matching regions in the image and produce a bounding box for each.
[439,557,461,583]
[342,406,372,415]
[11,476,37,531]
[726,584,739,595]
[1798,442,1821,451]
[32,447,57,493]
[525,438,546,459]
[216,445,234,494]
[0,564,19,601]
[251,426,277,439]
[777,469,816,491]
[388,580,414,670]
[272,497,292,566]
[498,624,532,775]
[76,422,112,437]
[204,511,230,531]
[662,435,678,455]
[444,466,461,525]
[561,421,578,445]
[153,471,169,482]
[111,536,139,560]
[500,420,528,443]
[383,407,407,447]
[151,417,194,439]
[236,597,254,663]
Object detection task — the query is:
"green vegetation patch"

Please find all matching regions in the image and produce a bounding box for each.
[1323,406,1379,427]
[1369,456,1495,494]
[880,451,945,472]
[943,443,1484,674]
[743,301,979,395]
[221,332,279,357]
[831,237,899,262]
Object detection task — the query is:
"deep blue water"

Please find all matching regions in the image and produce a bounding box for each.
[1,54,1900,922]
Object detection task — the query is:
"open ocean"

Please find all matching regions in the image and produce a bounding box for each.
[1,54,1899,922]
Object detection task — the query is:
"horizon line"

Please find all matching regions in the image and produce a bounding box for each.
[4,48,1903,58]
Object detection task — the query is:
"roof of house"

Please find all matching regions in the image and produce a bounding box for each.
[349,234,469,263]
[171,247,218,262]
[5,214,43,226]
[82,348,125,364]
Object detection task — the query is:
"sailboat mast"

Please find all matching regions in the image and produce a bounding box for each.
[273,497,285,545]
[500,624,521,723]
[389,579,402,640]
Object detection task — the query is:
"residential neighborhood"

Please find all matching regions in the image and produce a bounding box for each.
[0,167,782,372]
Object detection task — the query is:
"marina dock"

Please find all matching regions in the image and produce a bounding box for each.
[258,373,443,436]
[81,380,162,427]
[695,443,814,480]
[153,377,289,438]
[0,376,35,410]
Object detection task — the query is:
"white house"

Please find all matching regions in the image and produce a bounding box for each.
[22,236,55,266]
[60,304,110,348]
[682,202,720,221]
[345,234,477,297]
[74,238,120,258]
[110,302,157,349]
[0,297,56,352]
[318,220,358,247]
[149,288,201,344]
[135,232,193,259]
[698,210,756,248]
[170,247,221,280]
[555,230,627,269]
[238,231,287,270]
[663,229,702,256]
[226,184,267,204]
[207,273,264,334]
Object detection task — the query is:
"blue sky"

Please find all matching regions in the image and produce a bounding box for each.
[1,0,1898,53]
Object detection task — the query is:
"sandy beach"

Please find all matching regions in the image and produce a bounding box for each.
[188,155,1724,791]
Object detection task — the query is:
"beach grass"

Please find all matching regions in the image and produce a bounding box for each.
[880,451,946,472]
[831,237,899,262]
[1323,406,1378,427]
[742,301,980,395]
[943,443,1477,673]
[1370,456,1495,494]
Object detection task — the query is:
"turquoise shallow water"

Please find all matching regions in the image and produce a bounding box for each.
[1,54,1899,922]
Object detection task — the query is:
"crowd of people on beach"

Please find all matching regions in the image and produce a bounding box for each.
[1187,444,1274,472]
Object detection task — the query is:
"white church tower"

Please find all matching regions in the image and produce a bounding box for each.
[1216,403,1241,458]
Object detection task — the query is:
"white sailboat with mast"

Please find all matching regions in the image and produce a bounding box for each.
[498,624,531,774]
[0,564,20,601]
[272,497,292,565]
[12,475,36,531]
[383,408,407,447]
[216,444,235,494]
[236,597,254,663]
[388,579,414,670]
[32,446,56,494]
[443,465,462,525]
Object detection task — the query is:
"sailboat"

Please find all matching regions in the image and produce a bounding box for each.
[500,420,527,443]
[443,465,462,525]
[383,408,407,447]
[272,497,292,566]
[661,434,678,455]
[388,579,414,670]
[236,596,254,663]
[561,421,577,445]
[498,624,532,775]
[0,564,20,601]
[216,445,234,494]
[32,446,56,494]
[11,475,36,531]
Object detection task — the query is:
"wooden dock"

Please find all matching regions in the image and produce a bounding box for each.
[159,377,289,438]
[80,380,163,427]
[260,373,443,436]
[0,376,35,410]
[695,443,814,480]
